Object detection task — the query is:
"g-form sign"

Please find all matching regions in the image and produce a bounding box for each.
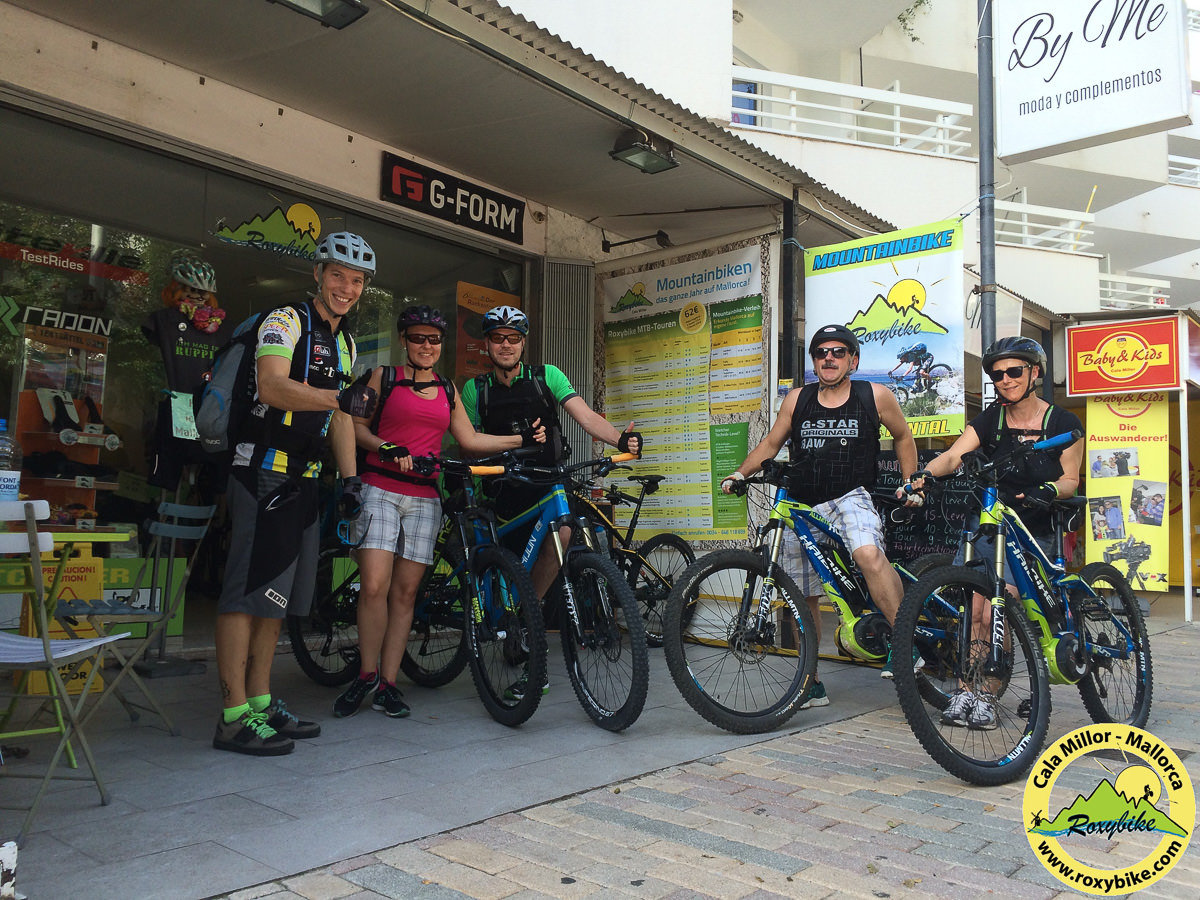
[380,153,525,245]
[995,0,1192,163]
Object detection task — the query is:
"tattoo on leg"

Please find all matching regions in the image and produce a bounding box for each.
[220,680,231,701]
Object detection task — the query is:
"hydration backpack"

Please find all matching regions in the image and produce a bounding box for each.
[193,304,309,453]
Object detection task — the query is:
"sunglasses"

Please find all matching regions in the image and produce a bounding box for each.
[487,333,525,345]
[406,333,443,345]
[988,364,1030,382]
[811,346,849,360]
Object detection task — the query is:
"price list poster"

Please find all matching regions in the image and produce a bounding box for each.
[603,246,762,541]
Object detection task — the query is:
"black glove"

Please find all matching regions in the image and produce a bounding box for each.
[338,381,378,419]
[377,442,409,463]
[1023,482,1058,510]
[339,476,364,520]
[519,423,542,448]
[617,431,643,457]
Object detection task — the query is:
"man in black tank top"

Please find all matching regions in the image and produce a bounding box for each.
[721,324,919,702]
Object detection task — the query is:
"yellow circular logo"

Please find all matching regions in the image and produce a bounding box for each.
[1094,335,1153,382]
[1024,724,1194,895]
[679,302,706,334]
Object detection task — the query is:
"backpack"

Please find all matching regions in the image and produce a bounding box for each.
[473,364,567,459]
[193,303,310,454]
[357,365,458,486]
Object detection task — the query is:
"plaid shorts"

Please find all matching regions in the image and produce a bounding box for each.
[351,483,442,565]
[779,486,887,597]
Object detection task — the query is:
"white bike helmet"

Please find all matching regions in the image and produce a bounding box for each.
[314,232,376,277]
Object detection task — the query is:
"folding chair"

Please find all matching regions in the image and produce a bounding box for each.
[76,501,216,736]
[0,500,128,845]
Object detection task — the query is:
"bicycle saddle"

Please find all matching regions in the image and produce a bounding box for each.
[630,475,665,493]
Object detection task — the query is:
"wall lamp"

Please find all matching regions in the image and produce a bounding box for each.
[609,129,679,174]
[265,0,368,28]
[602,230,672,253]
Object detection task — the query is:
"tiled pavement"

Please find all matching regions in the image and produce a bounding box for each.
[216,622,1200,900]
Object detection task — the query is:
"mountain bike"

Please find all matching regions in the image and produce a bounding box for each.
[568,470,695,646]
[492,451,649,732]
[407,450,548,727]
[287,496,365,686]
[891,430,1153,786]
[663,458,925,735]
[890,363,952,404]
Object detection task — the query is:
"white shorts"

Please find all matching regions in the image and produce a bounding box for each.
[351,483,441,565]
[780,486,887,597]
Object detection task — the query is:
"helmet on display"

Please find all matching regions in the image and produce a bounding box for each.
[808,323,859,357]
[982,336,1046,377]
[314,231,376,277]
[898,342,927,359]
[396,304,448,334]
[481,305,529,335]
[170,253,217,293]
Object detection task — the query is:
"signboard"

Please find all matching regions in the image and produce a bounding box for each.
[456,282,520,380]
[381,153,525,244]
[1066,317,1181,396]
[804,219,966,440]
[995,0,1193,163]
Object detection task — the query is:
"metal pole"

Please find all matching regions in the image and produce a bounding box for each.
[781,193,797,385]
[978,0,996,349]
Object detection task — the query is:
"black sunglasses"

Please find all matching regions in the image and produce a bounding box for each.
[989,364,1030,382]
[406,333,443,345]
[811,346,849,359]
[487,333,525,345]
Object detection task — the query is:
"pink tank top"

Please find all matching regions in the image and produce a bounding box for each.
[362,372,450,498]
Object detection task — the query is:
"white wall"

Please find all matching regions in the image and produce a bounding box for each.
[500,1,732,119]
[995,245,1101,314]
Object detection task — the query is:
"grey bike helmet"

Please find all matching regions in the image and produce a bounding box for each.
[808,323,859,357]
[170,253,217,293]
[482,305,529,335]
[314,232,376,277]
[396,304,448,334]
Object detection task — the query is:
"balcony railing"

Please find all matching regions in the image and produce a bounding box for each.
[1098,272,1171,310]
[730,65,973,157]
[994,199,1094,252]
[1168,154,1200,187]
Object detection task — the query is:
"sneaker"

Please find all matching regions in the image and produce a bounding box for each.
[880,645,925,680]
[264,698,321,739]
[213,710,294,756]
[967,693,998,731]
[502,670,550,702]
[333,672,379,718]
[799,680,829,710]
[940,689,975,726]
[372,682,411,718]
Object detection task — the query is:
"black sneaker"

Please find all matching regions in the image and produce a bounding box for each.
[212,710,294,756]
[371,682,411,718]
[264,698,321,738]
[333,672,379,718]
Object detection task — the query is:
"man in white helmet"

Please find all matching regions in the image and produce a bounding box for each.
[213,232,378,756]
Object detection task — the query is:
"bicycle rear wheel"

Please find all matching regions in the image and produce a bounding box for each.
[629,532,695,647]
[662,549,817,735]
[466,544,547,727]
[561,551,649,731]
[402,535,469,688]
[923,364,952,393]
[892,565,1050,786]
[288,556,360,686]
[1075,562,1153,728]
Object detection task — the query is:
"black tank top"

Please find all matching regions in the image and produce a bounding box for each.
[788,383,880,504]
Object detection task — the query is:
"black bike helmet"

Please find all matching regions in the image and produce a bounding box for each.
[396,304,447,334]
[808,323,859,357]
[982,336,1046,377]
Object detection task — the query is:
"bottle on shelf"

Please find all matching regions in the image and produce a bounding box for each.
[0,418,22,501]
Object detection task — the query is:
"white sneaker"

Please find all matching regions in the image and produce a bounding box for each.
[941,689,974,726]
[967,693,998,731]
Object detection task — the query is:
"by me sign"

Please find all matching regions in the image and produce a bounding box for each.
[995,0,1192,164]
[380,153,525,245]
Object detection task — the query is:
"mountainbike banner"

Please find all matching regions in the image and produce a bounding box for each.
[1085,393,1169,592]
[803,219,965,439]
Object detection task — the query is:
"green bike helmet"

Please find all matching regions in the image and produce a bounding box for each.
[170,253,217,293]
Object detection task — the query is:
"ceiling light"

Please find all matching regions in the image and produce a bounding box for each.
[264,0,368,29]
[609,129,679,175]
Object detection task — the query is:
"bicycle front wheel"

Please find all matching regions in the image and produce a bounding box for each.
[662,549,817,734]
[402,537,469,688]
[1075,562,1153,728]
[288,556,360,686]
[892,565,1050,786]
[561,551,649,732]
[629,532,695,647]
[466,545,547,727]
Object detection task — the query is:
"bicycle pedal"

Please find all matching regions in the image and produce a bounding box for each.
[1078,597,1113,621]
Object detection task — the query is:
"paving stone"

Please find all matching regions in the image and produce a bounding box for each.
[281,872,361,900]
[911,840,1022,875]
[416,862,521,900]
[343,863,471,899]
[425,839,524,876]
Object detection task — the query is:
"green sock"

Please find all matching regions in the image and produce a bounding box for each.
[223,702,251,724]
[247,694,271,713]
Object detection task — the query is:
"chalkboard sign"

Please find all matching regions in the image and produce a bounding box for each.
[876,450,976,564]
